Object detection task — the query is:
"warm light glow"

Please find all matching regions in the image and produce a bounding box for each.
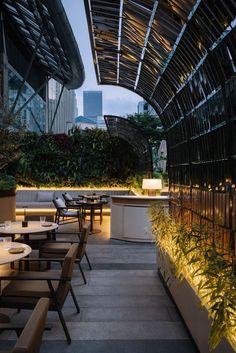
[149,206,236,351]
[142,179,162,190]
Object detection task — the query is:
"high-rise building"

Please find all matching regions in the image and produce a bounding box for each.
[83,91,103,124]
[137,99,156,115]
[47,79,78,134]
[1,1,84,135]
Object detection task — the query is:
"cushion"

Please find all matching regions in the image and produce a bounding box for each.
[54,198,66,208]
[41,243,70,255]
[37,191,55,202]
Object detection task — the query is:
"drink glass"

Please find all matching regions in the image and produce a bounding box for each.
[40,216,46,224]
[4,220,11,229]
[3,236,12,250]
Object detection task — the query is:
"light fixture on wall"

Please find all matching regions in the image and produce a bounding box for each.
[142,178,162,196]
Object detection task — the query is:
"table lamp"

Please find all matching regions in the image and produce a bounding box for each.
[142,178,162,196]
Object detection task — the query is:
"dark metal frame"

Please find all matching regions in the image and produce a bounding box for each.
[104,115,153,176]
[85,0,236,263]
[1,0,84,89]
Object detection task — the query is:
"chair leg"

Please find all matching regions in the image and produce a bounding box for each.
[100,207,103,225]
[78,262,87,284]
[57,307,71,344]
[47,279,71,344]
[70,285,80,313]
[85,251,92,270]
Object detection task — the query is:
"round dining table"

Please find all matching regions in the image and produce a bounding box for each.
[0,242,32,265]
[0,242,32,323]
[0,221,58,242]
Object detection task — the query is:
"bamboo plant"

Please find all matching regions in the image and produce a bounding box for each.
[149,204,236,351]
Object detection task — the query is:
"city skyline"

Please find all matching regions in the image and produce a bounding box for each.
[62,0,142,117]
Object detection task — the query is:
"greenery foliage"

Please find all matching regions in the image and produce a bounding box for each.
[126,112,167,173]
[149,205,236,351]
[126,112,164,149]
[11,127,140,187]
[0,174,17,190]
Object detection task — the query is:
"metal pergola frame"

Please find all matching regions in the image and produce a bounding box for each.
[85,0,236,261]
[104,115,153,175]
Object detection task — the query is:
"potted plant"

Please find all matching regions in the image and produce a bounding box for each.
[0,100,25,221]
[0,174,17,197]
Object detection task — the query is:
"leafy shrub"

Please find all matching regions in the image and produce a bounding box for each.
[0,174,16,190]
[14,127,141,187]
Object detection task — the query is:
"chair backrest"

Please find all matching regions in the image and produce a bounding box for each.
[53,198,66,211]
[62,192,73,202]
[56,243,78,305]
[62,193,78,207]
[12,297,49,353]
[77,222,90,260]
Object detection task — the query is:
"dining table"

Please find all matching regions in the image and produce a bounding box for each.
[76,200,104,232]
[0,241,32,266]
[0,221,58,242]
[0,241,32,323]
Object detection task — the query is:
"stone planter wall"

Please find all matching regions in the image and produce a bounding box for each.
[157,248,235,353]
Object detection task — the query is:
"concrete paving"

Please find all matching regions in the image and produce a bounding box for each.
[0,216,199,352]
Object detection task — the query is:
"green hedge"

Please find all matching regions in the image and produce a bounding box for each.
[10,127,141,187]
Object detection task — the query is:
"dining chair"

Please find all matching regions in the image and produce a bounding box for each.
[63,192,103,230]
[40,222,91,284]
[0,244,79,344]
[62,192,84,205]
[0,297,49,353]
[53,197,82,230]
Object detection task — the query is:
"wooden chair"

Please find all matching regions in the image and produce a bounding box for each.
[62,192,84,205]
[0,244,79,344]
[65,192,105,225]
[40,222,91,284]
[53,198,82,230]
[0,297,49,353]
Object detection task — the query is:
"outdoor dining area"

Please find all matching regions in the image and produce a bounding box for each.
[0,191,200,353]
[1,0,236,352]
[0,192,109,345]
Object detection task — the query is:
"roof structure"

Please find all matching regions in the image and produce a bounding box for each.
[104,115,153,175]
[85,0,236,257]
[2,0,84,89]
[75,116,96,125]
[84,0,235,115]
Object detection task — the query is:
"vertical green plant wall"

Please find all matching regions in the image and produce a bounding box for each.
[10,127,140,186]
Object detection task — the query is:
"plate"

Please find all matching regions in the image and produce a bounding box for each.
[41,223,52,227]
[8,247,25,254]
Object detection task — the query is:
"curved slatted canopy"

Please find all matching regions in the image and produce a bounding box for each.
[104,115,153,175]
[85,0,236,255]
[84,0,235,116]
[2,0,85,89]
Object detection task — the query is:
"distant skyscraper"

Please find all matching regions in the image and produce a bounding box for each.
[83,91,103,123]
[47,79,78,134]
[137,99,156,115]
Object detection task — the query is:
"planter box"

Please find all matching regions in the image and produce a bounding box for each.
[157,248,235,353]
[0,194,16,222]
